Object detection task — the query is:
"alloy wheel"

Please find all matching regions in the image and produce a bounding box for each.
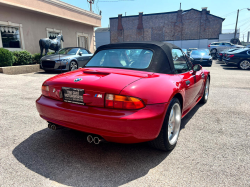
[168,103,181,145]
[70,61,78,71]
[240,60,250,70]
[205,78,210,100]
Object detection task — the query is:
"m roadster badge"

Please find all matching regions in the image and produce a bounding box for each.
[74,78,82,82]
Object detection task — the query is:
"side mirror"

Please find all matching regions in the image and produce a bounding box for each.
[193,64,202,72]
[79,52,83,56]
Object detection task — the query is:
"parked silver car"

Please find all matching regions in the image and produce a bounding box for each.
[40,47,93,72]
[208,42,244,54]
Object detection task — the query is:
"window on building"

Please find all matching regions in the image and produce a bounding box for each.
[78,36,88,49]
[172,49,190,74]
[0,26,20,48]
[48,32,59,40]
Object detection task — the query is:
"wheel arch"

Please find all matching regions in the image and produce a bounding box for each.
[238,59,250,63]
[69,60,78,70]
[169,92,184,112]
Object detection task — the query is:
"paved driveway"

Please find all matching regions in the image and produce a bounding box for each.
[0,61,249,187]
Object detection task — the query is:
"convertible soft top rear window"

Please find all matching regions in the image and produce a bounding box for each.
[86,49,153,69]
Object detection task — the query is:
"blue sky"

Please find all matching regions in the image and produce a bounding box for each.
[61,0,250,41]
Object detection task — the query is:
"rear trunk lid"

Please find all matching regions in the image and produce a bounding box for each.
[45,68,153,107]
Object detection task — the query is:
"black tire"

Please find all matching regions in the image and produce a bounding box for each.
[200,76,210,104]
[148,98,182,151]
[69,61,78,71]
[210,48,217,54]
[237,60,250,70]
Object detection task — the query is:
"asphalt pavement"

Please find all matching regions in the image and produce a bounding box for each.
[0,61,249,187]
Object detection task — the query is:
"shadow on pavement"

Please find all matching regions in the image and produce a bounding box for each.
[215,61,224,64]
[12,102,202,186]
[12,128,169,186]
[181,103,203,130]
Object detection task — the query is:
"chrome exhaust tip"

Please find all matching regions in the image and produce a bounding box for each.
[48,122,63,130]
[87,135,93,143]
[50,124,57,130]
[94,137,100,145]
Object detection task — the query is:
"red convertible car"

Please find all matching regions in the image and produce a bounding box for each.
[36,42,210,151]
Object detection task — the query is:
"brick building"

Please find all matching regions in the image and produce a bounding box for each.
[109,8,225,48]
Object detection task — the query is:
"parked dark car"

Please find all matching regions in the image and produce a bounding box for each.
[189,49,212,67]
[40,47,93,72]
[187,48,198,56]
[224,48,250,70]
[217,48,239,61]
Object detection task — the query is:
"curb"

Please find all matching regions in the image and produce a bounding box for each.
[0,64,42,75]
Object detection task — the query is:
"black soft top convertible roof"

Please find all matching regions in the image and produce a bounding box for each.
[95,41,181,74]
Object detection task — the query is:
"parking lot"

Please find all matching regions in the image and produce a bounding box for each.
[0,61,249,187]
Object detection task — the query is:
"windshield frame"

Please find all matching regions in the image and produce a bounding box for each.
[190,50,210,56]
[56,48,80,55]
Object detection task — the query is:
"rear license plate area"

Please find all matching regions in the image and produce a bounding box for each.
[62,87,85,105]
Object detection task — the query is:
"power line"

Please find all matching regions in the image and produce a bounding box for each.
[241,25,250,34]
[223,16,250,26]
[238,19,250,28]
[221,10,237,18]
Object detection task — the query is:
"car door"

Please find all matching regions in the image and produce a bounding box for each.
[172,49,196,111]
[219,43,227,52]
[77,49,92,68]
[224,43,232,50]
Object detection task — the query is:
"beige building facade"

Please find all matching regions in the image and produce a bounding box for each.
[0,0,102,54]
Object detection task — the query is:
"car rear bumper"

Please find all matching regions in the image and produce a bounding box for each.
[36,96,168,143]
[223,58,239,65]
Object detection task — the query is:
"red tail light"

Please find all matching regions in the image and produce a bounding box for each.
[208,44,211,47]
[228,55,234,58]
[105,94,145,109]
[219,53,222,56]
[224,54,227,56]
[41,85,50,97]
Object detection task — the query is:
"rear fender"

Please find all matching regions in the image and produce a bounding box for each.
[120,73,184,105]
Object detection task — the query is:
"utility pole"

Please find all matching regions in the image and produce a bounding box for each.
[243,34,244,42]
[180,3,181,10]
[248,31,250,42]
[87,0,94,12]
[234,9,239,40]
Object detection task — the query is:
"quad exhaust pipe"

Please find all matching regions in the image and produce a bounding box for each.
[47,123,105,144]
[87,135,105,144]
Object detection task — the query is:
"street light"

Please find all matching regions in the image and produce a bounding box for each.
[234,8,250,41]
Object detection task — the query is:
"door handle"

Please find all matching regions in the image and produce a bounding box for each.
[185,80,190,86]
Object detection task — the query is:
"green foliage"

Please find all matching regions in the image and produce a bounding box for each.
[32,53,41,64]
[13,51,32,65]
[47,51,55,55]
[0,48,14,67]
[32,51,56,64]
